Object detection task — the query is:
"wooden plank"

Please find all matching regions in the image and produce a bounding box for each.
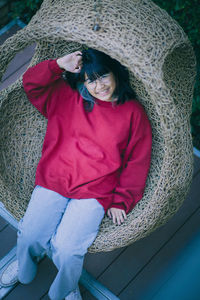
[96,171,200,297]
[82,291,97,300]
[1,44,35,82]
[4,257,57,300]
[0,22,35,87]
[4,257,101,300]
[40,286,95,300]
[82,240,126,298]
[0,248,17,299]
[120,208,200,300]
[0,216,8,231]
[0,61,31,91]
[84,247,125,278]
[0,202,18,230]
[0,202,121,300]
[144,231,200,300]
[193,154,200,177]
[0,24,20,45]
[80,269,120,300]
[40,293,52,299]
[0,226,17,259]
[40,284,88,300]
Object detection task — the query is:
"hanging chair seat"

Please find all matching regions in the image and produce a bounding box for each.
[0,0,196,252]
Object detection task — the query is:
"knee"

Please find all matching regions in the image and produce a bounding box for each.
[50,230,99,262]
[17,219,41,248]
[17,228,35,249]
[51,237,85,263]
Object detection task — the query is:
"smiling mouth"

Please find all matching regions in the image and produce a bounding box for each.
[97,88,110,96]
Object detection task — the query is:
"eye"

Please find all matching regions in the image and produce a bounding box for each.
[101,74,109,78]
[85,79,92,84]
[87,80,94,84]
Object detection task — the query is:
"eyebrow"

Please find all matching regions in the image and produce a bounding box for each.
[85,73,110,82]
[85,78,93,83]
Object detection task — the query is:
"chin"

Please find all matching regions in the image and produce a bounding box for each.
[99,98,112,102]
[97,93,113,102]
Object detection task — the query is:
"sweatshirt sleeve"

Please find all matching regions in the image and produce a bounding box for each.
[110,103,152,214]
[22,59,64,118]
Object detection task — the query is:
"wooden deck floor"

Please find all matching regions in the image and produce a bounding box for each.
[0,24,200,300]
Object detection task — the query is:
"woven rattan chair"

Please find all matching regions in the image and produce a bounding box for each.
[0,0,196,257]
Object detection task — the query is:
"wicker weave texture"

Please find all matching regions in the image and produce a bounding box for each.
[0,0,196,252]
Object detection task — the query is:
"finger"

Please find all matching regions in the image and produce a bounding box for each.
[116,215,121,225]
[74,58,82,70]
[122,210,127,219]
[75,51,82,56]
[73,66,81,73]
[77,54,82,59]
[118,212,125,225]
[116,211,126,225]
[76,57,83,66]
[107,210,112,218]
[113,213,121,225]
[109,209,121,225]
[112,213,117,224]
[118,213,124,225]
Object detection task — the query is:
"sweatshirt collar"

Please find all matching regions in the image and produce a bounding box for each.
[94,97,117,108]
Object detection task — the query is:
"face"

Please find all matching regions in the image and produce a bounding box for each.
[84,72,117,102]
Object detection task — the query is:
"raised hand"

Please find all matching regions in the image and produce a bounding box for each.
[107,207,127,225]
[56,51,82,73]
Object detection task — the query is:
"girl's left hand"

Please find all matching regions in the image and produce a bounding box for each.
[107,207,127,225]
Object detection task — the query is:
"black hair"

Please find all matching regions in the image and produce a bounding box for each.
[62,48,136,111]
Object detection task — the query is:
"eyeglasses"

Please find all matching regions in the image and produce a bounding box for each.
[85,73,111,89]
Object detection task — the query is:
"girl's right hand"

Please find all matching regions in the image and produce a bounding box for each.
[56,51,82,73]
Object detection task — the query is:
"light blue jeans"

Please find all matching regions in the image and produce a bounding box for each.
[16,185,105,300]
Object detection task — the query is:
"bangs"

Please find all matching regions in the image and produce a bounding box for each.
[84,64,110,82]
[62,47,136,111]
[78,48,114,83]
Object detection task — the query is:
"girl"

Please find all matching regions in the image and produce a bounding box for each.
[0,48,152,299]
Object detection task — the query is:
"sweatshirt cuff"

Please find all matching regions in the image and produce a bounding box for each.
[48,59,65,75]
[110,202,127,212]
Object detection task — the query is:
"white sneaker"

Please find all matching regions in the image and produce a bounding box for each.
[65,285,82,300]
[0,260,19,287]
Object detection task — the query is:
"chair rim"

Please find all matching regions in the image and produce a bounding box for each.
[0,0,196,252]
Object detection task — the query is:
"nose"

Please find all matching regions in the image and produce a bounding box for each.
[95,79,105,91]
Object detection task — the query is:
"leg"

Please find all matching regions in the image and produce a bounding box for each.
[17,185,70,284]
[48,198,105,300]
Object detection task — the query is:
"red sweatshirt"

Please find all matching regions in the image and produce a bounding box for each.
[23,59,152,214]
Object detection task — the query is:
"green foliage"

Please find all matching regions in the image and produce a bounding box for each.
[152,0,200,46]
[10,0,43,24]
[152,0,200,149]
